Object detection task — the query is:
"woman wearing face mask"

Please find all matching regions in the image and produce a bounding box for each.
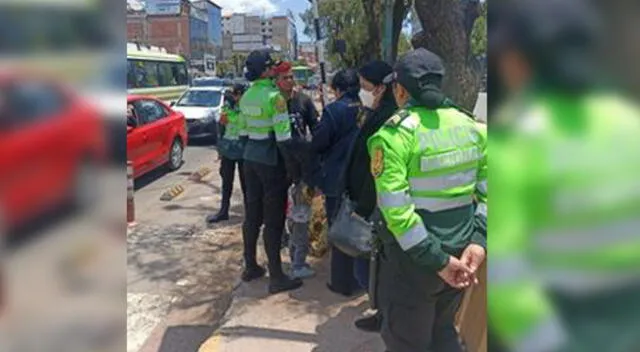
[343,60,398,332]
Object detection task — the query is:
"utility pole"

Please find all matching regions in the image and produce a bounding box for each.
[309,0,327,108]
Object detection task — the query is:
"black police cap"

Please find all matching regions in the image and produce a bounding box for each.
[383,48,445,99]
[245,49,276,76]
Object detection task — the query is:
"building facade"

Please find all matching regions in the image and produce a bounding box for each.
[205,1,222,47]
[127,0,223,70]
[219,12,297,60]
[189,2,209,63]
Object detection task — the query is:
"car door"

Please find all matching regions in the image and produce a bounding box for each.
[132,99,171,170]
[126,101,148,177]
[0,79,74,226]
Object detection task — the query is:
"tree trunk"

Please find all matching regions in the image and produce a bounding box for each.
[361,0,383,62]
[413,0,482,110]
[391,0,409,63]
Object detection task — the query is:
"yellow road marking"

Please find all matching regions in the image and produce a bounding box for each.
[198,334,222,352]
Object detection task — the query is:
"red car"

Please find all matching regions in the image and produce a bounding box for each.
[127,95,187,178]
[0,72,106,232]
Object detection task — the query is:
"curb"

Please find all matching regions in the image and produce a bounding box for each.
[190,167,213,182]
[160,184,185,201]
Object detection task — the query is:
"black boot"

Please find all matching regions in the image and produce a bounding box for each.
[354,311,382,332]
[269,276,303,294]
[241,265,266,282]
[206,208,229,224]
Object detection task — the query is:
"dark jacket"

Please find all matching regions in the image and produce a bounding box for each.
[311,92,361,197]
[279,90,320,184]
[346,93,398,218]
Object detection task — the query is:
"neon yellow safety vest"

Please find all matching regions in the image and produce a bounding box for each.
[489,92,640,351]
[367,105,487,271]
[239,78,292,165]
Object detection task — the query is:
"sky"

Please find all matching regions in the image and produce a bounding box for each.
[213,0,313,42]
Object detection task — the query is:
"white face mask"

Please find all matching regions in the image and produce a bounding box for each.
[359,88,376,108]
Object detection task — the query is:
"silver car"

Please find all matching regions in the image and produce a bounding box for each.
[171,86,225,143]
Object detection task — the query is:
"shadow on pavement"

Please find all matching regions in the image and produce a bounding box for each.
[312,301,385,352]
[155,325,216,352]
[160,202,245,228]
[134,164,180,191]
[219,325,318,344]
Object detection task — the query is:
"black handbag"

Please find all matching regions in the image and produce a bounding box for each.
[326,129,374,258]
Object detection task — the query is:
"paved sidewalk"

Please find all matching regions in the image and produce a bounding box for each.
[199,256,386,352]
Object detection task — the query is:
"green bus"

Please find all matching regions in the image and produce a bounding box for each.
[127,42,190,101]
[292,65,315,88]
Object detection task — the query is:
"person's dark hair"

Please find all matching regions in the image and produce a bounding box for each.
[331,69,360,96]
[359,60,396,109]
[359,60,393,86]
[232,83,247,95]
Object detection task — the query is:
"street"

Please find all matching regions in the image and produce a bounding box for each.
[127,140,245,352]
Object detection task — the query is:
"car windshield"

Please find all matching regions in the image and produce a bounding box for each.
[192,78,224,87]
[176,90,221,107]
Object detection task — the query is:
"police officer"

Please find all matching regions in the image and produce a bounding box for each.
[489,1,640,351]
[368,48,487,352]
[239,49,303,294]
[206,84,248,224]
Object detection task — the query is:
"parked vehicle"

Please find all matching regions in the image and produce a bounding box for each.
[0,73,106,232]
[83,55,128,164]
[127,95,187,178]
[127,43,190,102]
[191,77,225,88]
[170,86,224,143]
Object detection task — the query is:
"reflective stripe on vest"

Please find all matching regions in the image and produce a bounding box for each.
[397,222,429,250]
[420,147,483,172]
[476,202,487,217]
[515,316,566,352]
[540,268,640,294]
[247,119,273,128]
[378,191,473,212]
[535,219,640,251]
[275,132,291,142]
[412,194,473,212]
[378,190,412,208]
[249,131,270,140]
[489,256,533,284]
[409,169,477,192]
[477,180,487,195]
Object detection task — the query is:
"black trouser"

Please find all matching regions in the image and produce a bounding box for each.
[219,156,246,212]
[379,242,464,352]
[242,160,289,280]
[325,196,360,294]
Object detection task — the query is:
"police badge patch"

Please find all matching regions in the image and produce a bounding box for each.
[275,95,287,113]
[371,147,384,178]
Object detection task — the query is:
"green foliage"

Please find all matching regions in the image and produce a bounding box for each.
[300,0,372,69]
[216,61,232,76]
[397,31,413,57]
[293,59,308,67]
[471,1,487,56]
